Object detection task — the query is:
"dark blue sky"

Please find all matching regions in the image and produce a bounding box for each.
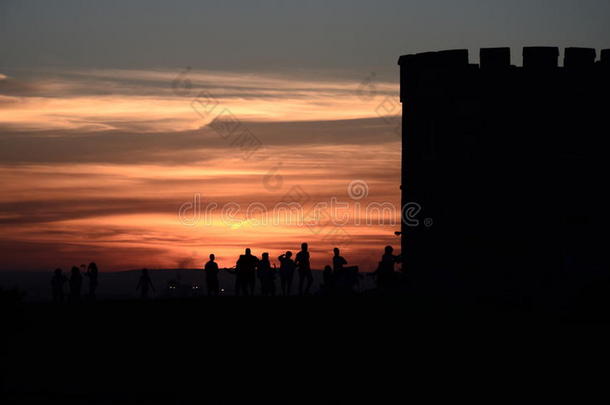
[1,0,609,79]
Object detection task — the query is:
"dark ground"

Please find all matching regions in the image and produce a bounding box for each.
[2,293,610,404]
[0,269,376,302]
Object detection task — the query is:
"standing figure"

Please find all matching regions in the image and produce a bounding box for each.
[278,251,296,296]
[332,248,360,295]
[375,246,399,290]
[235,248,259,296]
[332,248,347,274]
[85,262,99,299]
[258,252,276,296]
[69,266,82,303]
[51,268,67,303]
[204,254,220,296]
[295,243,313,295]
[136,268,155,299]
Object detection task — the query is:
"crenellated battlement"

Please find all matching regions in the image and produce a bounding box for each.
[398,47,609,102]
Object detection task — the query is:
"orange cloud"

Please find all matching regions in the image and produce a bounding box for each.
[0,69,402,271]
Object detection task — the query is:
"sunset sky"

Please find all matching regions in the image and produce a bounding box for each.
[2,0,609,271]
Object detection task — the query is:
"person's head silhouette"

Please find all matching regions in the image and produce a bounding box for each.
[71,266,80,275]
[301,243,308,252]
[209,254,215,261]
[262,252,269,260]
[245,248,251,256]
[285,251,292,259]
[333,248,340,256]
[88,262,98,271]
[54,268,62,276]
[324,265,332,272]
[385,246,393,254]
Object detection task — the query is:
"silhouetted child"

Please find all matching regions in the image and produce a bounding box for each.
[296,242,313,295]
[85,262,99,299]
[51,268,67,303]
[258,252,276,296]
[278,251,296,296]
[204,254,220,296]
[69,266,82,303]
[136,268,155,299]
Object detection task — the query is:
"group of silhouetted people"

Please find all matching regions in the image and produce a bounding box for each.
[212,243,317,296]
[202,244,383,296]
[51,262,98,303]
[51,245,401,301]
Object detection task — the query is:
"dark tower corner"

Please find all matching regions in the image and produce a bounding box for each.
[398,47,609,303]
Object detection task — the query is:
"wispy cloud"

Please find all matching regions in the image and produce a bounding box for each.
[0,118,399,165]
[0,68,401,271]
[0,68,397,132]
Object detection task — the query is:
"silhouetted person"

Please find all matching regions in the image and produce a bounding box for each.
[51,268,67,303]
[257,254,265,294]
[204,254,220,296]
[278,251,296,296]
[236,248,258,296]
[374,246,399,290]
[69,266,82,303]
[136,268,155,299]
[296,242,313,295]
[258,252,276,296]
[85,262,99,299]
[332,247,347,273]
[332,248,358,294]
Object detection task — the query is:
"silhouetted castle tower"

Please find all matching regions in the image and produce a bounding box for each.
[398,47,609,302]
